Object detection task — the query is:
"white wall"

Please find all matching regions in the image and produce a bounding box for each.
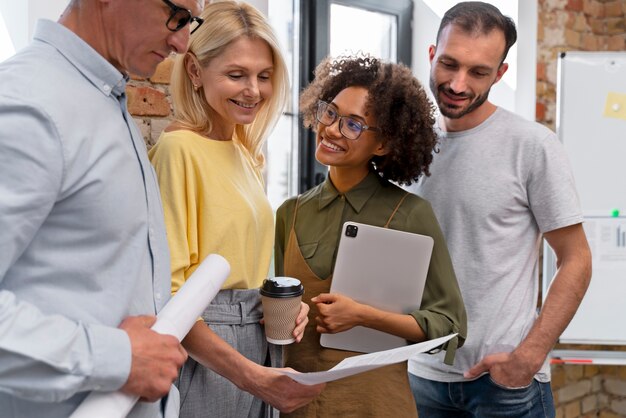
[27,0,68,43]
[246,0,268,15]
[411,0,537,121]
[0,0,67,59]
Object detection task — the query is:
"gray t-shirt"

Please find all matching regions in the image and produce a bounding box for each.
[407,107,583,382]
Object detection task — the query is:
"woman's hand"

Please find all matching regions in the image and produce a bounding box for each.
[292,302,309,343]
[312,293,365,334]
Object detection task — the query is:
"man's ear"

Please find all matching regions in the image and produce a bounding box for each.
[184,53,202,86]
[428,45,436,64]
[494,62,509,84]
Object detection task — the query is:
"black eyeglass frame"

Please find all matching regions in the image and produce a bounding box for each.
[161,0,204,35]
[315,100,380,140]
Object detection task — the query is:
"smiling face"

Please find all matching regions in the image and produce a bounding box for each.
[188,36,274,140]
[315,86,387,182]
[429,23,508,130]
[102,0,203,77]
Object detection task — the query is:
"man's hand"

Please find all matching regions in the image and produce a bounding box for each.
[119,315,187,402]
[245,366,325,413]
[465,224,592,390]
[464,349,540,388]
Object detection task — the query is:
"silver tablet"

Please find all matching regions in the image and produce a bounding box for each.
[320,221,434,353]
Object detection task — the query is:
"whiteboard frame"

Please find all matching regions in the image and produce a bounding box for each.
[543,51,626,354]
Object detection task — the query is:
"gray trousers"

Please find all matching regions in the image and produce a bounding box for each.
[176,288,282,418]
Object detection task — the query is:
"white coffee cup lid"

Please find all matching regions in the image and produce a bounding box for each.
[260,277,303,297]
[272,277,301,287]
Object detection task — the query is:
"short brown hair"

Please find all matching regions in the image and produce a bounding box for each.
[437,1,517,63]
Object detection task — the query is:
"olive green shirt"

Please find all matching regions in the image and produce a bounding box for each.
[275,172,467,363]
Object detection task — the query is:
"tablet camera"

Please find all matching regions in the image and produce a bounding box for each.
[345,224,358,238]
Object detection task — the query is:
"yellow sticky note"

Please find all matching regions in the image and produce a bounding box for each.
[604,92,626,121]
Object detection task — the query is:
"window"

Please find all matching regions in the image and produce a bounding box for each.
[265,1,412,203]
[297,0,412,192]
[266,0,301,209]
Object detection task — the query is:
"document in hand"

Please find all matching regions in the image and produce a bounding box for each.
[280,334,456,385]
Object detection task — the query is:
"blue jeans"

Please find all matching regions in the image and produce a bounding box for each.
[408,373,555,418]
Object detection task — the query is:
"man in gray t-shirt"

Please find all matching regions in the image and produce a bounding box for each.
[406,3,591,417]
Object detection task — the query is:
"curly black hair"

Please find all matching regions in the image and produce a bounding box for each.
[299,54,437,186]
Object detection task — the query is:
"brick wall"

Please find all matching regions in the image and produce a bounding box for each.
[126,0,211,149]
[552,362,626,417]
[127,0,212,149]
[537,0,626,130]
[538,1,626,417]
[126,2,626,416]
[128,57,175,149]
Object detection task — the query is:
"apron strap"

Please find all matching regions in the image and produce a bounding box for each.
[291,196,301,231]
[384,192,410,228]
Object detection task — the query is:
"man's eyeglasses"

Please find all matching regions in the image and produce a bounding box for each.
[162,0,204,35]
[316,101,380,140]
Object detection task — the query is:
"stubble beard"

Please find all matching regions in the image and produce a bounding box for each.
[430,76,491,120]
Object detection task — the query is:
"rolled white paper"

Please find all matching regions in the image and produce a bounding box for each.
[70,254,230,418]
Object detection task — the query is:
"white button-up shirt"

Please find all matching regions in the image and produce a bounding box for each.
[0,20,173,417]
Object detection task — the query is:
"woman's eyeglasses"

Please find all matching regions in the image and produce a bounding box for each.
[315,101,380,140]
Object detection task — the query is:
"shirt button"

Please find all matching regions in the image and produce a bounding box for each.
[102,84,111,93]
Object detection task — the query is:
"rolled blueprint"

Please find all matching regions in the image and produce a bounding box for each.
[70,254,230,418]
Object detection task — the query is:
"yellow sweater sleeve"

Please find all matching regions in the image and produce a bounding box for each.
[149,133,198,295]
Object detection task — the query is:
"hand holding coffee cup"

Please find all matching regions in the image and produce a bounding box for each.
[260,277,304,344]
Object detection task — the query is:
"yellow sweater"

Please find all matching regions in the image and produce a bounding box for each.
[149,129,273,293]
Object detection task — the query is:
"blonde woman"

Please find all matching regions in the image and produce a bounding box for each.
[149,2,323,417]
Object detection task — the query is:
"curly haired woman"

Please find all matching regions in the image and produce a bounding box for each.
[274,55,467,417]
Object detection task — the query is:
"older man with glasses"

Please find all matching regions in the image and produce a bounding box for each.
[0,0,203,417]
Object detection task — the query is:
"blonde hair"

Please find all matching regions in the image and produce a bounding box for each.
[170,0,289,167]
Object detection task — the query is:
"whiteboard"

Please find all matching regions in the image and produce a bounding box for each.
[543,52,626,345]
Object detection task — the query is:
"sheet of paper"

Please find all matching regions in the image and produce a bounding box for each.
[279,333,456,385]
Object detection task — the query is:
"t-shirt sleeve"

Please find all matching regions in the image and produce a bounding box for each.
[526,131,583,233]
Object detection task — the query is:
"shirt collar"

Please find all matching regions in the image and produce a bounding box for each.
[318,171,383,213]
[33,19,127,98]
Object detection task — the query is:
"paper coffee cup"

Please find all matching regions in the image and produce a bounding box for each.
[260,277,304,345]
